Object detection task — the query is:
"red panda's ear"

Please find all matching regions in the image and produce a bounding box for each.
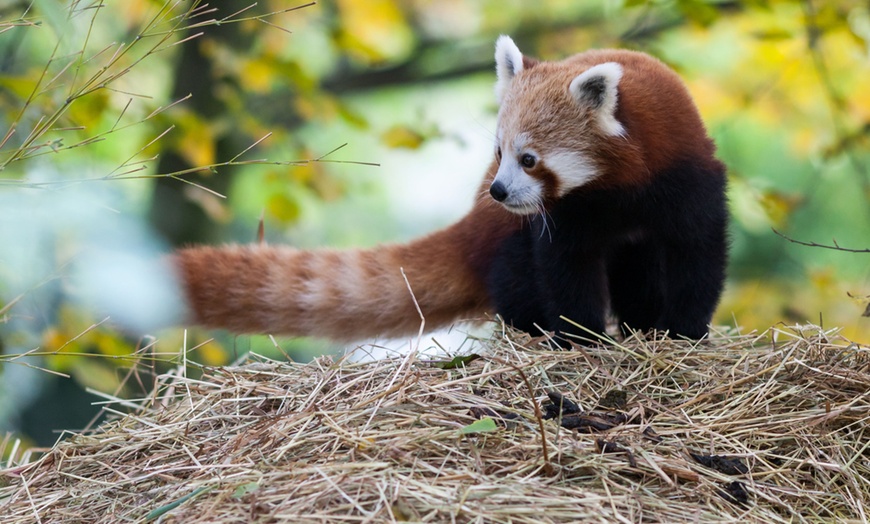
[495,35,523,104]
[569,62,625,137]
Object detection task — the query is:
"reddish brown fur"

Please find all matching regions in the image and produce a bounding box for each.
[173,46,718,340]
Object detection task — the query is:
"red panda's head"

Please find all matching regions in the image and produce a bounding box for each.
[489,36,716,215]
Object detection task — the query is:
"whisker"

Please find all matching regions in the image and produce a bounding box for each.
[536,198,553,242]
[544,214,553,242]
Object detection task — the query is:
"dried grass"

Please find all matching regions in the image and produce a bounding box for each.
[1,324,869,523]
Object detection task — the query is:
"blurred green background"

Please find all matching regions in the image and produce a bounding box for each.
[1,0,870,452]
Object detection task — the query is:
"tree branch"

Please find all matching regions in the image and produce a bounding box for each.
[772,228,870,254]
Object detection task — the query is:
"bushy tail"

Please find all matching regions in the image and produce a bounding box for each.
[173,202,516,341]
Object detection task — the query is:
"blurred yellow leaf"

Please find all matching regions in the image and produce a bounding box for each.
[154,328,222,365]
[195,339,229,366]
[687,78,739,122]
[95,331,130,357]
[790,127,821,156]
[0,74,39,99]
[381,125,426,149]
[283,149,344,201]
[116,0,153,28]
[814,2,850,33]
[336,100,369,129]
[287,160,316,184]
[241,58,275,94]
[177,114,216,167]
[809,268,836,292]
[67,90,110,129]
[266,193,301,223]
[849,77,870,122]
[295,94,340,122]
[758,190,802,228]
[39,306,136,372]
[40,331,80,372]
[335,0,414,63]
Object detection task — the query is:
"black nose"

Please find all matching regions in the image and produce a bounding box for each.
[490,181,508,202]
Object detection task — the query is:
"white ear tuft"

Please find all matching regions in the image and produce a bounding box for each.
[495,35,524,104]
[569,62,625,136]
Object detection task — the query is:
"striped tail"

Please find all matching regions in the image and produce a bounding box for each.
[172,201,516,341]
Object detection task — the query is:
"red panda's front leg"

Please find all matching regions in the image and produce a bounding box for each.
[607,241,666,337]
[653,235,727,340]
[535,241,609,344]
[487,220,609,346]
[485,230,547,335]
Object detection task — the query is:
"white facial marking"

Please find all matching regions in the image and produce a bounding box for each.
[512,133,531,153]
[491,159,543,215]
[569,62,625,137]
[545,150,599,195]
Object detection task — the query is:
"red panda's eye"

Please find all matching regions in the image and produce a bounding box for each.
[496,147,502,161]
[520,154,536,169]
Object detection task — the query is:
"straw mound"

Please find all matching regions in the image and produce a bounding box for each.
[1,325,869,523]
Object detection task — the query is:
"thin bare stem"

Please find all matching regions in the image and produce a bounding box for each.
[773,228,870,254]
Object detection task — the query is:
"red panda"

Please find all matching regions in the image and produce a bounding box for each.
[174,36,727,343]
